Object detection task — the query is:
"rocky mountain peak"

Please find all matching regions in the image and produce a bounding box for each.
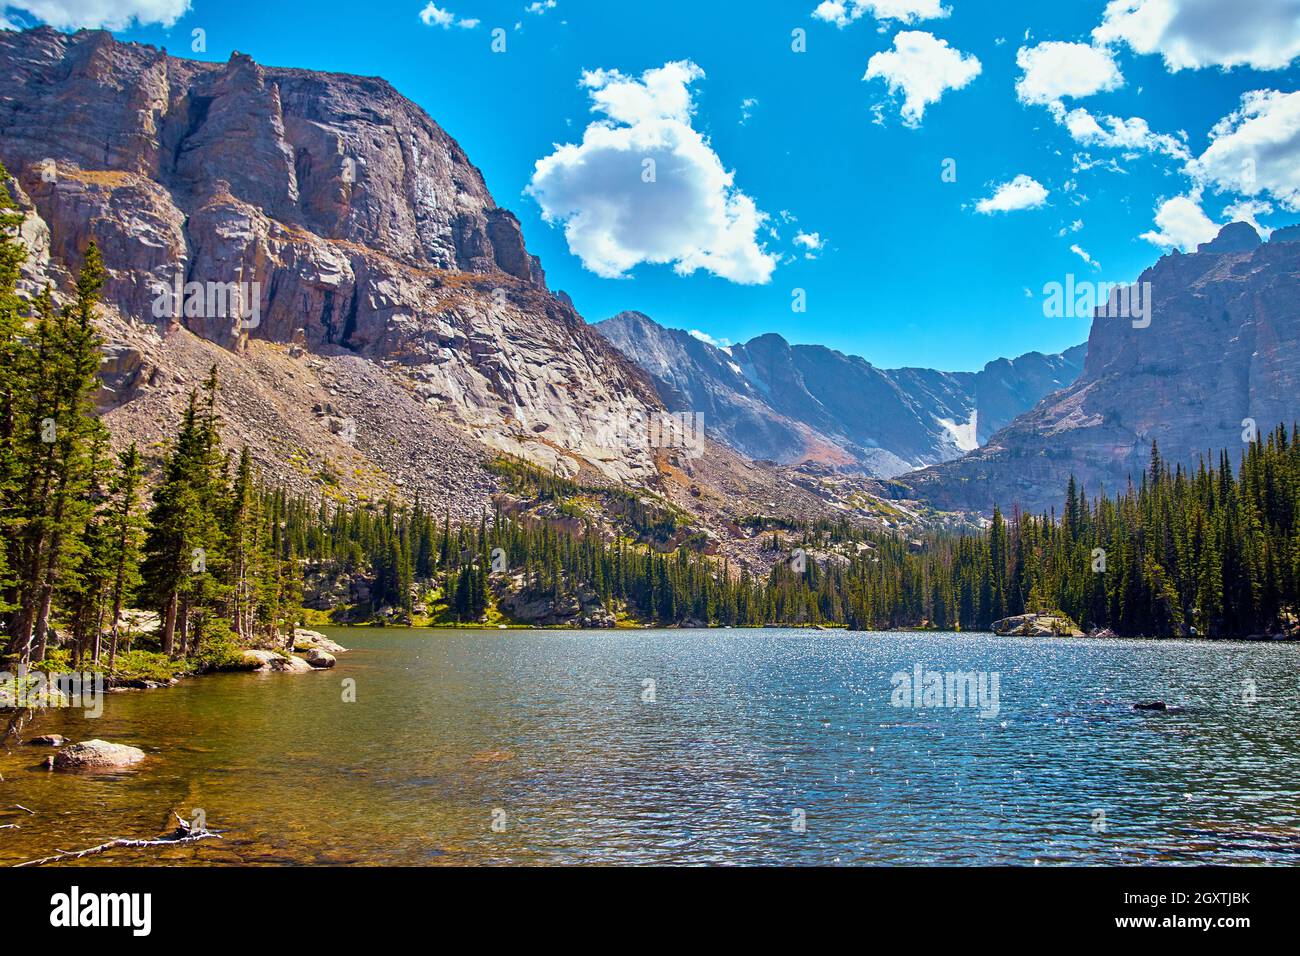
[1197,220,1262,254]
[0,26,666,500]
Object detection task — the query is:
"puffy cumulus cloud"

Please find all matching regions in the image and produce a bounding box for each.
[1015,42,1123,105]
[1187,89,1300,211]
[1014,40,1184,161]
[864,31,981,127]
[975,174,1049,214]
[1139,190,1219,250]
[1093,0,1300,72]
[528,61,776,284]
[418,3,479,28]
[811,0,950,28]
[1048,101,1190,159]
[6,0,188,29]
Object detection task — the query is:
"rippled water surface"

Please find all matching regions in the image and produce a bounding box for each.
[2,629,1298,865]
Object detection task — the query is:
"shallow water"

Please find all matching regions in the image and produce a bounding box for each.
[2,628,1298,865]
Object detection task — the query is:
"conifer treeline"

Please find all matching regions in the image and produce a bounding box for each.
[289,431,1300,638]
[4,161,1298,647]
[0,166,299,670]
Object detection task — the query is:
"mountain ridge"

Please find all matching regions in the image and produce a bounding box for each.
[596,310,1085,477]
[901,222,1300,513]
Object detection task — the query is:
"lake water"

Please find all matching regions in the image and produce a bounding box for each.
[2,628,1298,865]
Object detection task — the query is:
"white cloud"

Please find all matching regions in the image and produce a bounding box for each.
[418,3,479,28]
[5,0,188,29]
[975,174,1049,214]
[1222,197,1274,236]
[528,61,776,284]
[794,231,826,258]
[1070,243,1101,268]
[864,31,981,127]
[1187,89,1300,211]
[1015,42,1124,105]
[740,97,759,125]
[1048,101,1189,159]
[811,0,950,27]
[1014,40,1186,162]
[1139,189,1219,250]
[688,329,732,349]
[525,0,556,13]
[1094,0,1300,72]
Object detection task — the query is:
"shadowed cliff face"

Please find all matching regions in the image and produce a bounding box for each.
[596,311,1085,478]
[901,224,1300,514]
[0,27,665,486]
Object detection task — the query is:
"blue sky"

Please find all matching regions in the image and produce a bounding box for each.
[4,0,1299,370]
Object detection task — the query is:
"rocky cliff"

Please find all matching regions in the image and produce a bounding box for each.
[901,223,1300,513]
[596,311,1085,477]
[0,26,665,507]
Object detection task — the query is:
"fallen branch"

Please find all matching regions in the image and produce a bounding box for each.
[13,812,222,867]
[13,805,34,815]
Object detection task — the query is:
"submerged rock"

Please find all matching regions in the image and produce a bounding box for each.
[1133,701,1167,711]
[27,734,67,747]
[52,739,145,770]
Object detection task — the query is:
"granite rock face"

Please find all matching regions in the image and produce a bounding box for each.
[596,311,1085,477]
[902,223,1300,513]
[0,27,660,486]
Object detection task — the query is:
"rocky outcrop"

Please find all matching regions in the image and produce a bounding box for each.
[596,311,1084,477]
[991,613,1084,637]
[903,223,1300,513]
[497,573,616,627]
[293,628,348,654]
[0,27,664,493]
[239,649,313,673]
[52,739,146,770]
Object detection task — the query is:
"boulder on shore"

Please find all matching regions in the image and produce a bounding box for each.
[240,649,314,673]
[52,739,145,771]
[27,734,67,747]
[305,648,336,669]
[293,628,348,654]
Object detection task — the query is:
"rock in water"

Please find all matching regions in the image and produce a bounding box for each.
[52,739,145,770]
[26,734,67,747]
[305,649,336,669]
[293,628,348,654]
[241,649,314,672]
[1133,701,1168,711]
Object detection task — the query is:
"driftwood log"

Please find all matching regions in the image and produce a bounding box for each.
[14,812,222,867]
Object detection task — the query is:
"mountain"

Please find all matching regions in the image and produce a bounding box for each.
[0,25,916,582]
[596,311,1085,477]
[901,222,1300,513]
[0,27,678,513]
